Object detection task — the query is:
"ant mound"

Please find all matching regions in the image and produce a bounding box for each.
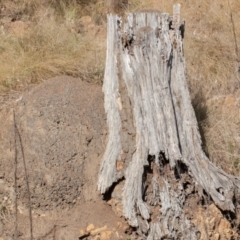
[0,76,127,239]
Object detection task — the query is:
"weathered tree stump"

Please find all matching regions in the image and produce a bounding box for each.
[98,5,240,239]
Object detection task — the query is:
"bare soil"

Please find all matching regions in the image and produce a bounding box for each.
[0,76,127,240]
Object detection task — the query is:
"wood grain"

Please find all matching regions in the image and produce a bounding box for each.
[98,5,240,239]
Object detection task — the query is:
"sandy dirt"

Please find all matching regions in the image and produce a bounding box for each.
[0,76,128,240]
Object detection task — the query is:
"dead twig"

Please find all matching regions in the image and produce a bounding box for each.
[13,109,18,240]
[228,0,240,83]
[13,108,33,240]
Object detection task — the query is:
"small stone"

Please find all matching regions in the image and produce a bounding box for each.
[114,202,123,217]
[86,223,95,232]
[80,16,92,26]
[218,219,231,232]
[79,229,89,239]
[117,222,130,233]
[213,233,220,240]
[90,225,107,236]
[107,199,114,206]
[209,217,216,230]
[115,231,120,238]
[117,222,122,228]
[116,160,124,171]
[100,230,113,240]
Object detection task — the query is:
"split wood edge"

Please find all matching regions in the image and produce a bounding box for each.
[98,4,240,239]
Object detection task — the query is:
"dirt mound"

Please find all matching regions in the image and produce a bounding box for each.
[1,76,237,240]
[0,76,127,239]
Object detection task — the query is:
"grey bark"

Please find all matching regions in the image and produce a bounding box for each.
[98,4,240,239]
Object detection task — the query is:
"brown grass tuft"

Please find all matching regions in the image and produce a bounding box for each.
[0,2,105,93]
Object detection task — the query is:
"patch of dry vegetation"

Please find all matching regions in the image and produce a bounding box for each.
[0,0,239,175]
[0,0,105,93]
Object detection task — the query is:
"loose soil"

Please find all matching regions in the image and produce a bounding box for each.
[0,76,128,240]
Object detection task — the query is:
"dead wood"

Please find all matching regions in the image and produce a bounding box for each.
[98,4,240,239]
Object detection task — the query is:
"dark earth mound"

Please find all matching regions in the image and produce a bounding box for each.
[0,76,127,240]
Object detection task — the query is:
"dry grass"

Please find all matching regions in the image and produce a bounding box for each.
[0,0,105,93]
[0,0,239,175]
[204,100,240,175]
